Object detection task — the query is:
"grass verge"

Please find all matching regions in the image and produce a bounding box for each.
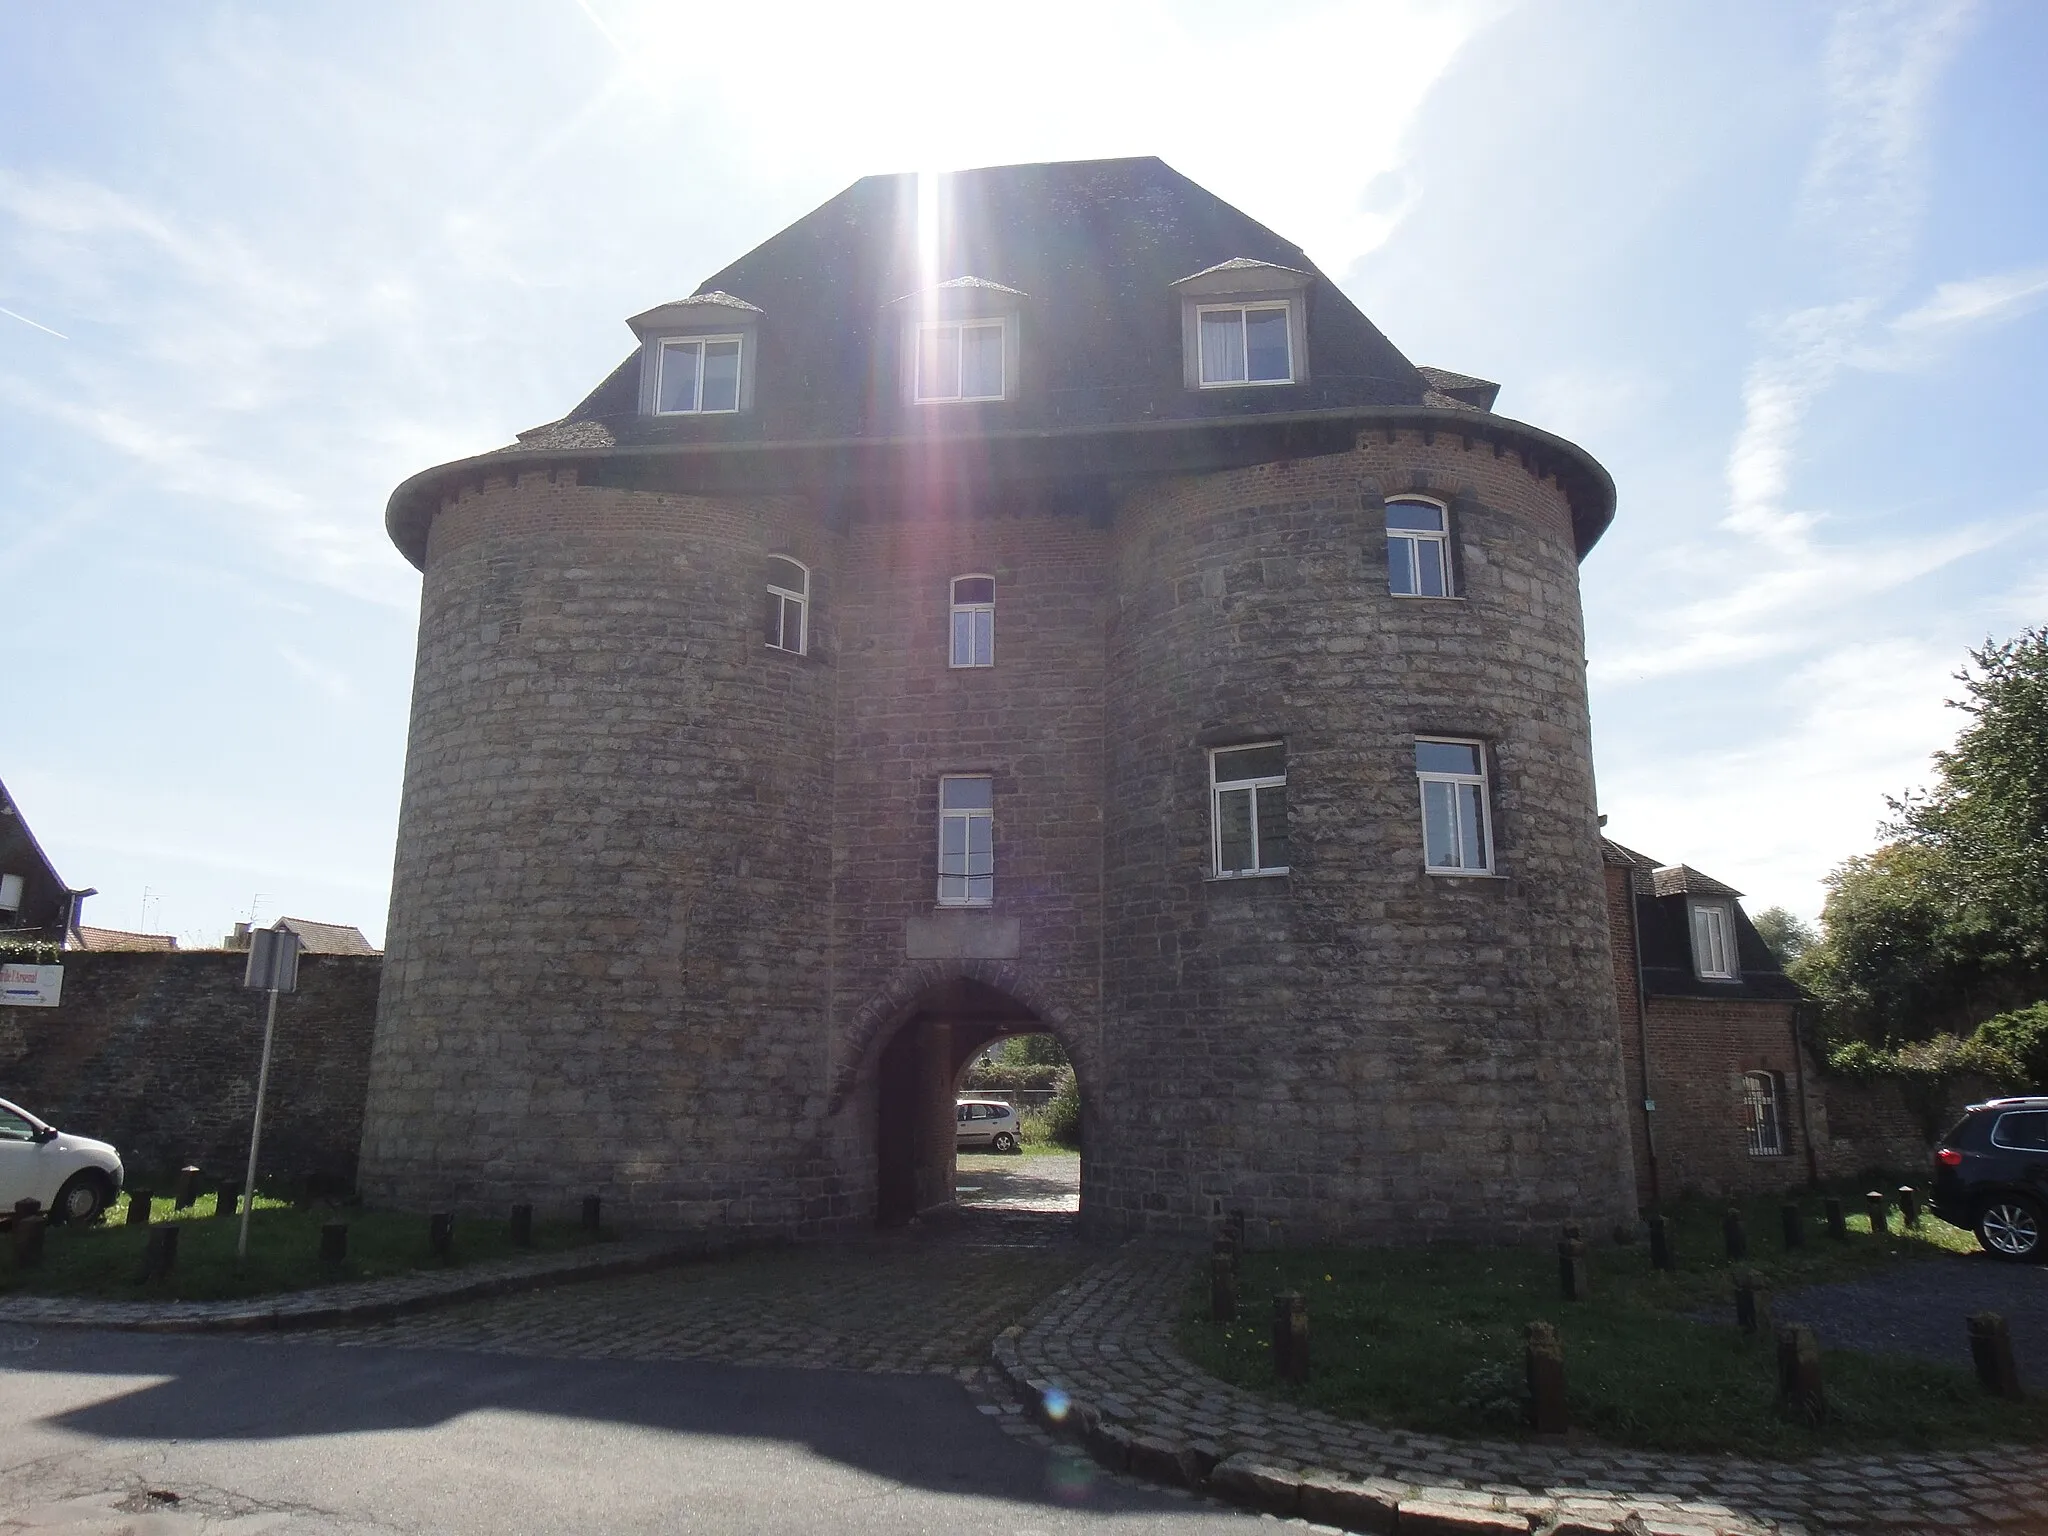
[1176,1190,2048,1456]
[2,1188,603,1303]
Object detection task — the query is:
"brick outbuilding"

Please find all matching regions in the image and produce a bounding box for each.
[362,157,1636,1243]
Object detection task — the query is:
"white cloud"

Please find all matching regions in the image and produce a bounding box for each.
[1892,264,2048,332]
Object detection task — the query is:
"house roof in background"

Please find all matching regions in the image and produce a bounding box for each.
[1604,836,1798,1002]
[275,917,380,956]
[71,926,177,952]
[1651,863,1745,899]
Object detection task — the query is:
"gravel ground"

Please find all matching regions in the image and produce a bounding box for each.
[956,1150,1081,1212]
[1774,1249,2048,1379]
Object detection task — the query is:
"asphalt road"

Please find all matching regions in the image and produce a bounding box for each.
[0,1325,1257,1535]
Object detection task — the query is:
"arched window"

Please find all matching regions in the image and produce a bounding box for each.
[1743,1071,1785,1157]
[765,557,808,655]
[949,575,995,667]
[1386,496,1451,598]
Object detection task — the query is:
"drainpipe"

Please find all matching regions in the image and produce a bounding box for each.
[1789,1001,1823,1187]
[1630,888,1660,1206]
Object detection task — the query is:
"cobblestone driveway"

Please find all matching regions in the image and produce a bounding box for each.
[297,1208,1092,1374]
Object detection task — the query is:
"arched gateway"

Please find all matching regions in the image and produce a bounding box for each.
[359,157,1637,1244]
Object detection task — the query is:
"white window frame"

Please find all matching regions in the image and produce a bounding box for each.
[1386,496,1453,599]
[937,775,995,907]
[1743,1071,1785,1157]
[765,556,809,656]
[1415,738,1493,875]
[654,334,744,416]
[1195,301,1295,388]
[949,575,995,668]
[1692,900,1738,981]
[0,873,22,915]
[914,318,1008,403]
[1209,743,1289,878]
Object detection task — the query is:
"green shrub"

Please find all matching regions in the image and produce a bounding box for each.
[1039,1065,1081,1149]
[1973,1001,2048,1089]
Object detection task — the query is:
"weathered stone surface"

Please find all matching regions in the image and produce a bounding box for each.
[1298,1469,1403,1531]
[1209,1452,1303,1516]
[363,433,1637,1239]
[1127,1434,1200,1489]
[1084,1418,1133,1473]
[1395,1498,1530,1534]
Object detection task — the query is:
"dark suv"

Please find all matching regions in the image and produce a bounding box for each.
[1933,1097,2048,1260]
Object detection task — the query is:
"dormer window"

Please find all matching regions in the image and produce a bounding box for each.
[917,321,1006,403]
[627,292,762,418]
[1197,303,1293,386]
[1172,258,1311,393]
[657,336,742,415]
[1691,900,1738,981]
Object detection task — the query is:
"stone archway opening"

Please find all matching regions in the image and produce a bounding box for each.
[872,977,1081,1228]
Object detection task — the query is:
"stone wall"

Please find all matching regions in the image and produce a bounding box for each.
[0,949,379,1181]
[1811,1071,2000,1182]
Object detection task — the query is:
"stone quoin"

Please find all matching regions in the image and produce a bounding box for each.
[360,156,1636,1242]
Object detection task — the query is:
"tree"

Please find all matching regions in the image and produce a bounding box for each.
[1751,906,1818,966]
[1798,627,2048,1049]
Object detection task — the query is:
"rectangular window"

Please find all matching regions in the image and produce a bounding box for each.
[1743,1072,1785,1157]
[1416,739,1492,873]
[937,775,994,906]
[1211,743,1289,876]
[1387,498,1450,598]
[0,873,22,915]
[1692,902,1737,980]
[1992,1111,2048,1151]
[1197,303,1293,386]
[949,575,995,667]
[916,320,1006,402]
[657,336,742,414]
[765,556,808,655]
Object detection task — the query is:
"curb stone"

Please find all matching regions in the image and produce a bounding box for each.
[0,1237,710,1333]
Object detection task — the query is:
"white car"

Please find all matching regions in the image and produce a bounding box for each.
[956,1098,1021,1154]
[0,1097,124,1225]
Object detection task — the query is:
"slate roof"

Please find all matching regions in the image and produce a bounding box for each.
[275,917,381,956]
[390,157,1616,567]
[1601,837,1797,1002]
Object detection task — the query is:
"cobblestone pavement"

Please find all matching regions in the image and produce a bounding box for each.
[957,1150,1081,1212]
[995,1247,2048,1536]
[1775,1253,2048,1381]
[291,1208,1095,1373]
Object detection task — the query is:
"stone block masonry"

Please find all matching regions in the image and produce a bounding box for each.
[0,949,379,1180]
[362,427,1638,1242]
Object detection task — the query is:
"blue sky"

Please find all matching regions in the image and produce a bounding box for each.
[2,1,2043,948]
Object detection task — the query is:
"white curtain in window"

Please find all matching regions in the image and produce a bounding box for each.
[1200,310,1245,384]
[960,323,1004,399]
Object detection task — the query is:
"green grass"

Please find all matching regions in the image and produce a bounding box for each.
[2,1188,603,1302]
[1178,1190,2047,1456]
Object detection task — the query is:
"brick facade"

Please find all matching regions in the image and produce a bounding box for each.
[362,429,1638,1242]
[0,949,378,1179]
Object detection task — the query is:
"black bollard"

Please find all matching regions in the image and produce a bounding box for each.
[1780,1202,1804,1250]
[1734,1272,1771,1337]
[1969,1312,2023,1399]
[1824,1196,1847,1240]
[1525,1320,1568,1434]
[1272,1291,1309,1382]
[215,1180,242,1220]
[1865,1191,1889,1237]
[1648,1214,1675,1271]
[582,1195,602,1232]
[320,1221,348,1265]
[1898,1185,1922,1229]
[1723,1207,1748,1261]
[1776,1324,1825,1423]
[1557,1237,1589,1302]
[124,1189,154,1227]
[11,1209,45,1268]
[510,1203,534,1248]
[139,1224,180,1283]
[1210,1252,1238,1322]
[429,1212,455,1259]
[173,1166,201,1209]
[1229,1208,1247,1254]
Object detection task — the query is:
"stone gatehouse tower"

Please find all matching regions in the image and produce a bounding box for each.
[362,156,1635,1243]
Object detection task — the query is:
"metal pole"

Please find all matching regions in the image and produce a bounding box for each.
[237,984,281,1261]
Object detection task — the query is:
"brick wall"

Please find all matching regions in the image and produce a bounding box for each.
[0,949,379,1180]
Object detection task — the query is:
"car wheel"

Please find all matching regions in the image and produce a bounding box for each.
[991,1132,1019,1154]
[52,1170,113,1227]
[1976,1196,2044,1260]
